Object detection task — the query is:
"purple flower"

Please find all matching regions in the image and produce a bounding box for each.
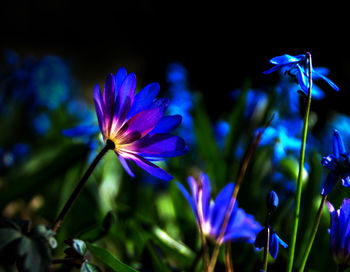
[177,172,261,244]
[327,199,350,266]
[264,54,339,95]
[321,130,350,195]
[93,67,188,181]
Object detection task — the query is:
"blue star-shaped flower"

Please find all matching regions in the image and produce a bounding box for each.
[177,172,261,244]
[327,199,350,266]
[321,130,350,196]
[254,226,288,259]
[264,54,339,95]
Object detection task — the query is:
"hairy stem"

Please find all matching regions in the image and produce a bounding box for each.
[52,140,114,232]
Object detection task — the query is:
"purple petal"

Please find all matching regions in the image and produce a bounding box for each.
[120,152,173,181]
[327,201,339,250]
[118,107,164,144]
[150,115,182,134]
[209,183,235,236]
[126,134,187,157]
[117,153,135,177]
[93,84,105,136]
[116,73,136,116]
[114,68,128,96]
[103,74,116,131]
[127,83,160,119]
[176,181,198,222]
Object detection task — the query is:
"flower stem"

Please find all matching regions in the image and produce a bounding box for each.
[207,114,275,272]
[225,243,234,272]
[263,227,270,272]
[52,140,114,232]
[299,195,327,271]
[287,52,313,272]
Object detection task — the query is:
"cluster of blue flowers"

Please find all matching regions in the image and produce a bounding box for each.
[2,50,350,272]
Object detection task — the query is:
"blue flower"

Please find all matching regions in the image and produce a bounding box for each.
[259,116,302,164]
[254,226,288,259]
[177,172,261,244]
[327,198,350,266]
[321,130,350,196]
[264,54,339,95]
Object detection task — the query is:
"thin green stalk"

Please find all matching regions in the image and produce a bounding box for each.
[287,52,313,272]
[263,227,270,272]
[52,140,114,232]
[299,195,327,271]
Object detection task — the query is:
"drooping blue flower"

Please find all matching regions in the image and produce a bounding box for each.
[321,130,350,196]
[327,198,350,266]
[255,191,287,259]
[254,226,288,259]
[264,54,339,95]
[177,172,261,244]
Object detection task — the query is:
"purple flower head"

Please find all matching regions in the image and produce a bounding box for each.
[327,199,350,266]
[93,67,188,181]
[321,130,350,196]
[254,226,288,259]
[264,54,339,95]
[177,173,261,244]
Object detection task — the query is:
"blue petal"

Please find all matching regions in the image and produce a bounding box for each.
[114,67,128,95]
[176,181,198,222]
[333,130,346,158]
[314,71,340,91]
[150,115,182,134]
[209,183,235,236]
[321,171,339,196]
[62,124,99,137]
[127,83,160,119]
[269,232,279,259]
[269,54,304,65]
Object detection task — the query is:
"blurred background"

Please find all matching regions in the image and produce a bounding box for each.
[1,1,350,271]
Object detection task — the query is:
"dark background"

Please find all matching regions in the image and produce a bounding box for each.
[1,1,349,118]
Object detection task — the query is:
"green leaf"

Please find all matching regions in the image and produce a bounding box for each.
[86,243,139,272]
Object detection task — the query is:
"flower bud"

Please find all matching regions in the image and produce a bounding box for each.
[266,190,279,212]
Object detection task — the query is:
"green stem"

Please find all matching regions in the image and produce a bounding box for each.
[263,227,270,272]
[287,52,313,272]
[299,195,327,271]
[52,140,114,232]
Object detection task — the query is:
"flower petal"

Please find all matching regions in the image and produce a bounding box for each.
[321,171,339,196]
[120,151,173,181]
[118,104,167,144]
[333,130,346,158]
[116,153,135,177]
[127,83,160,119]
[177,181,198,222]
[125,134,188,157]
[103,73,116,133]
[93,84,105,136]
[114,67,128,97]
[209,183,235,236]
[150,115,182,134]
